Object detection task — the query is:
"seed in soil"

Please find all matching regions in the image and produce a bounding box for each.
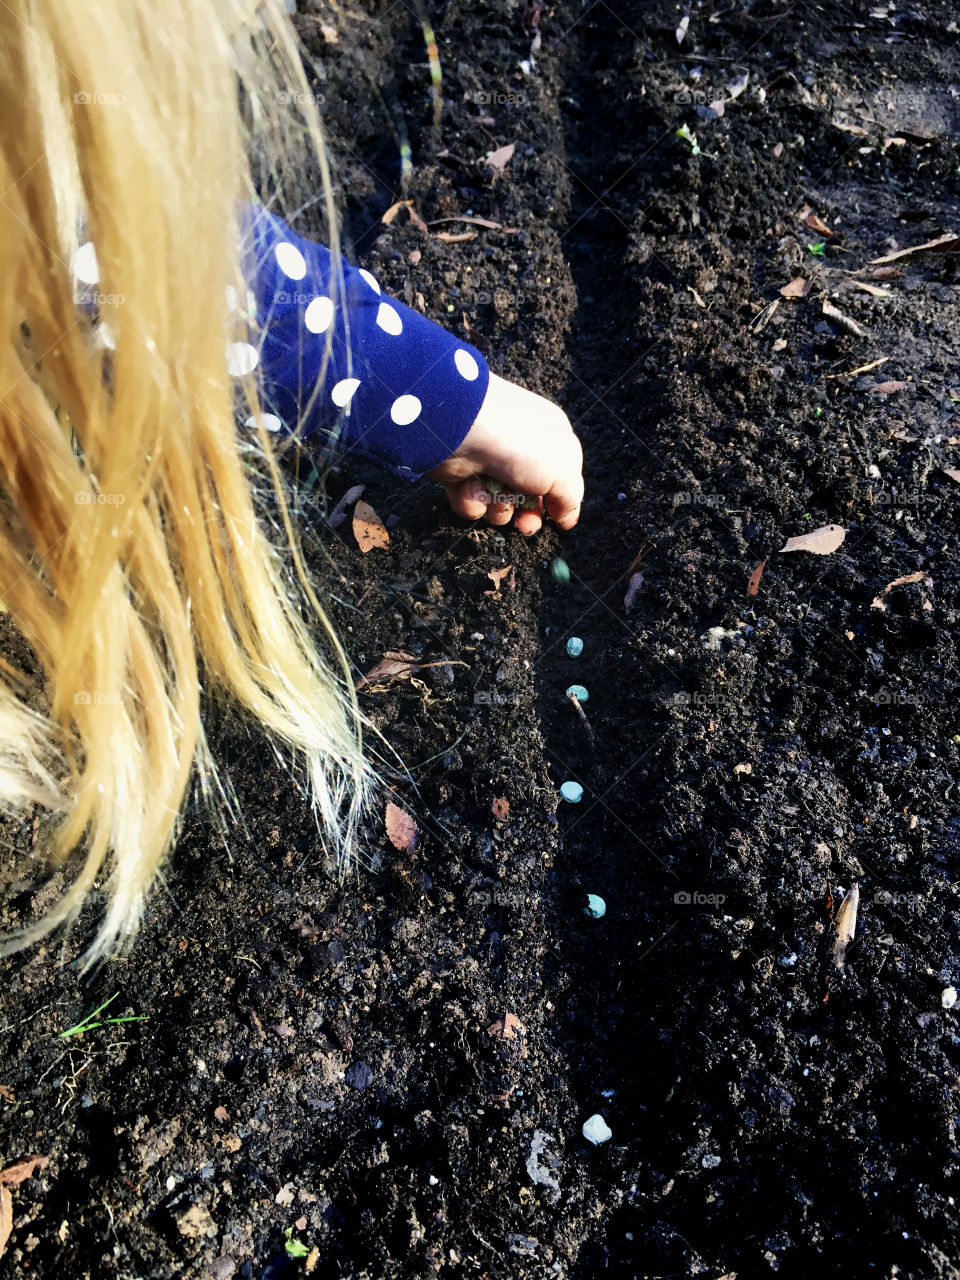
[566,636,584,657]
[584,894,606,919]
[560,781,584,803]
[550,558,570,584]
[566,684,588,702]
[582,1114,612,1145]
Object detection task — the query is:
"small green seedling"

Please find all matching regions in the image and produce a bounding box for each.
[807,241,826,257]
[58,993,148,1039]
[284,1231,310,1259]
[676,123,702,155]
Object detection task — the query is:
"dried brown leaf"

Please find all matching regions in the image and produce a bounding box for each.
[353,499,390,553]
[385,801,419,851]
[833,881,859,969]
[328,484,365,529]
[0,1156,49,1188]
[486,565,513,596]
[778,524,846,555]
[0,1185,11,1260]
[869,233,960,265]
[492,797,510,821]
[869,380,908,396]
[487,1011,523,1040]
[803,210,834,236]
[871,570,927,611]
[485,143,516,170]
[434,231,477,243]
[943,467,960,484]
[850,280,892,298]
[747,559,767,597]
[428,215,503,230]
[780,276,811,298]
[822,299,866,338]
[832,119,869,136]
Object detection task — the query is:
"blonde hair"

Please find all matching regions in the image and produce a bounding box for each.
[0,0,374,965]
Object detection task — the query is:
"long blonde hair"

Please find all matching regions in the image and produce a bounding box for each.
[0,0,373,965]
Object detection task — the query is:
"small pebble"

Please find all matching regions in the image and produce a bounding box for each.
[702,1154,721,1169]
[566,684,589,702]
[566,636,584,657]
[943,986,957,1010]
[560,781,584,803]
[550,558,570,584]
[582,1114,612,1145]
[584,894,606,919]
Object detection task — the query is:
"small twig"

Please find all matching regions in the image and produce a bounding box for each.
[567,691,596,753]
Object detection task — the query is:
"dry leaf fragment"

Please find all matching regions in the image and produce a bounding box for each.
[850,280,892,298]
[492,797,510,821]
[733,762,752,776]
[380,200,429,232]
[942,467,960,484]
[353,499,390,553]
[780,276,811,298]
[747,559,767,596]
[871,570,927,611]
[727,72,749,100]
[869,380,908,396]
[802,209,835,237]
[0,1157,49,1188]
[319,21,339,42]
[832,119,869,136]
[822,299,866,338]
[435,231,477,243]
[833,881,859,969]
[329,484,365,529]
[0,1086,14,1103]
[385,801,419,851]
[624,571,644,615]
[778,524,846,555]
[485,143,516,170]
[487,1011,523,1040]
[869,233,960,265]
[827,356,890,379]
[485,565,513,597]
[0,1186,11,1260]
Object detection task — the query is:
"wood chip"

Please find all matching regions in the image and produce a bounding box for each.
[850,280,892,298]
[778,524,846,555]
[487,1011,523,1040]
[868,233,960,265]
[826,356,890,379]
[832,120,869,136]
[492,797,510,821]
[434,231,477,243]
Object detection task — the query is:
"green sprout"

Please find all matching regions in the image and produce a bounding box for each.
[284,1231,310,1260]
[676,123,702,156]
[807,241,826,257]
[58,993,148,1039]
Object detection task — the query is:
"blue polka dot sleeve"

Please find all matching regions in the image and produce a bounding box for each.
[236,203,491,480]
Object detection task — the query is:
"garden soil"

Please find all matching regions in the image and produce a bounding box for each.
[4,1,960,1277]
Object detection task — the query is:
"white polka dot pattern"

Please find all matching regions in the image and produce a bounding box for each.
[454,348,480,381]
[73,242,100,286]
[359,269,381,295]
[304,296,334,333]
[275,241,307,280]
[227,342,259,376]
[376,302,403,336]
[331,378,361,407]
[243,413,283,432]
[390,394,422,425]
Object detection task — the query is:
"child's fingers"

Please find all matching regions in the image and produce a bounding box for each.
[543,469,584,530]
[514,496,544,536]
[443,478,488,521]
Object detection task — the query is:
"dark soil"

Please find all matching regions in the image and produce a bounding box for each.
[4,2,960,1277]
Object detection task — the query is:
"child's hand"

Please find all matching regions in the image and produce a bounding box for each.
[428,373,583,536]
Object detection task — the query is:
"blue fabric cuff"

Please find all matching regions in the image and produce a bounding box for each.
[236,203,490,479]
